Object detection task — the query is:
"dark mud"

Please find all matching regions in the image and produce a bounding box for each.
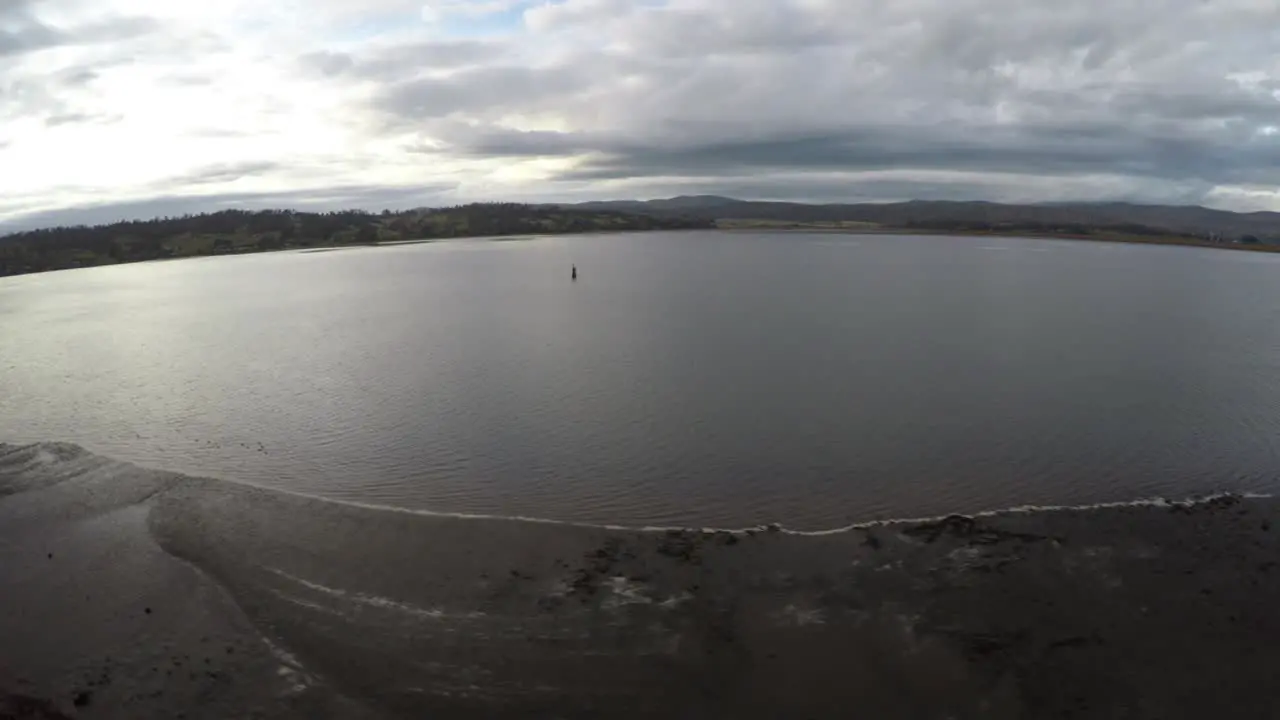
[3,442,1279,718]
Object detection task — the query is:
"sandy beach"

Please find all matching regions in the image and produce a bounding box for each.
[3,441,1279,718]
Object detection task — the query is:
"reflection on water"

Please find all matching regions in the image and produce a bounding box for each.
[4,231,1280,529]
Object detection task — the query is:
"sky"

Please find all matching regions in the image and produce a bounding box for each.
[2,0,1280,230]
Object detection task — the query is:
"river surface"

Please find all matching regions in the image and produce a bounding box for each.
[3,230,1280,530]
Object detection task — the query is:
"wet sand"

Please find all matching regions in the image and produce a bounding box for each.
[3,442,1280,718]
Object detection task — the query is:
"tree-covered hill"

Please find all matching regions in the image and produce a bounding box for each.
[0,202,712,277]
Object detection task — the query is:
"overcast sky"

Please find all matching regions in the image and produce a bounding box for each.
[2,0,1279,229]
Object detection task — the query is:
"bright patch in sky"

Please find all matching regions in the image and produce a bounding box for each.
[2,0,1280,229]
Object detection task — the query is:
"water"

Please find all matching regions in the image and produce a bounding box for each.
[3,231,1280,530]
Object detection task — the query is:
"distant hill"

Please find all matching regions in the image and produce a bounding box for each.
[0,203,711,277]
[8,194,1280,278]
[559,197,1280,241]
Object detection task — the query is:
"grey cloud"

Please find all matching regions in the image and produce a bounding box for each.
[160,162,283,187]
[374,64,591,121]
[427,125,618,156]
[0,183,458,234]
[0,29,58,58]
[362,40,503,73]
[58,67,98,86]
[557,125,1280,187]
[1108,84,1280,123]
[42,112,88,127]
[300,50,356,76]
[0,6,157,58]
[46,56,138,88]
[0,2,61,57]
[552,3,844,60]
[10,0,1280,220]
[157,73,214,87]
[72,16,158,45]
[606,173,1218,208]
[300,40,502,79]
[431,110,1280,189]
[2,57,138,123]
[43,111,121,127]
[1,77,70,122]
[327,0,1280,207]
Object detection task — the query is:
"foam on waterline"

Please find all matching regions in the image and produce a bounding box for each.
[1,440,1270,537]
[781,491,1272,537]
[218,468,1270,537]
[169,476,1273,538]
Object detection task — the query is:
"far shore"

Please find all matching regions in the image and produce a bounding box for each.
[6,221,1278,281]
[716,221,1280,254]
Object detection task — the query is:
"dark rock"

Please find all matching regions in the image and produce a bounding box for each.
[903,515,1050,545]
[1204,494,1242,511]
[656,531,700,563]
[72,690,92,708]
[144,607,152,615]
[0,693,75,719]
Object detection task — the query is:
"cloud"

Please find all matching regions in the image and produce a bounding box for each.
[42,111,121,126]
[160,161,282,187]
[298,39,501,80]
[0,1,156,58]
[0,182,457,233]
[373,64,593,122]
[0,0,56,57]
[5,0,1280,228]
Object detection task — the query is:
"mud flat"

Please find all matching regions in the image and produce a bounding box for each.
[2,441,1278,719]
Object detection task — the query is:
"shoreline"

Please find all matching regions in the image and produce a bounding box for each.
[0,227,706,280]
[8,222,1279,281]
[5,441,1280,718]
[716,223,1280,253]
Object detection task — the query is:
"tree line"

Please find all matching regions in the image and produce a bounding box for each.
[0,203,711,277]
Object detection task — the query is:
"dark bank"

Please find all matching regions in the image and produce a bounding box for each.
[3,443,1279,719]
